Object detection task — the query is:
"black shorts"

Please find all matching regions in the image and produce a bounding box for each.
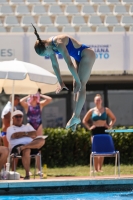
[11,144,39,156]
[91,126,107,136]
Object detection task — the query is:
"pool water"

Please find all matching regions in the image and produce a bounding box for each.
[1,192,133,200]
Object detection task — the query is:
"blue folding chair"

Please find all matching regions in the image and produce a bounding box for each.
[90,134,120,177]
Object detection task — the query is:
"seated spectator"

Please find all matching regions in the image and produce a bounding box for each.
[6,110,45,180]
[20,89,52,175]
[0,145,9,179]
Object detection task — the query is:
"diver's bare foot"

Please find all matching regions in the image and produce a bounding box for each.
[66,117,81,130]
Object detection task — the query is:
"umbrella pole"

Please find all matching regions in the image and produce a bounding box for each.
[11,80,15,125]
[7,80,15,167]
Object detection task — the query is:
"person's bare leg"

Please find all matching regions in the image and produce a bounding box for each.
[99,157,104,171]
[2,136,8,147]
[19,139,45,152]
[19,139,44,176]
[0,137,3,146]
[66,49,95,127]
[0,147,9,171]
[11,158,18,171]
[36,125,43,173]
[73,49,95,118]
[21,149,31,177]
[36,124,43,136]
[94,157,99,172]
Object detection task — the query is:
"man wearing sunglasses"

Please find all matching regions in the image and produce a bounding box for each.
[6,110,45,180]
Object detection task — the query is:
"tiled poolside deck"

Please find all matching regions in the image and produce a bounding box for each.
[1,175,133,195]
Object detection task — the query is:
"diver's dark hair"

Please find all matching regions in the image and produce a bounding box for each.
[31,23,46,55]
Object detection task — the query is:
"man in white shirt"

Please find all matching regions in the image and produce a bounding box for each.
[7,110,45,180]
[1,94,20,147]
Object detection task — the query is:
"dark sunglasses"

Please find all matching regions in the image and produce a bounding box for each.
[14,115,23,119]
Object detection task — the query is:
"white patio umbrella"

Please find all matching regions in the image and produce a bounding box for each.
[0,59,58,118]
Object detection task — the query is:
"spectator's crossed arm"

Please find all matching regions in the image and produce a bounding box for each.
[11,131,37,139]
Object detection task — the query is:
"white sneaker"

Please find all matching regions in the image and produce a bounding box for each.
[29,171,32,176]
[36,171,43,176]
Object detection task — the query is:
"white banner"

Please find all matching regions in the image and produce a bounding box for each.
[28,32,126,75]
[0,32,132,75]
[79,32,125,74]
[0,33,24,61]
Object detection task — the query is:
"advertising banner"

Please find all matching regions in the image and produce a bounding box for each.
[28,32,126,75]
[0,32,132,75]
[0,33,24,61]
[79,32,125,74]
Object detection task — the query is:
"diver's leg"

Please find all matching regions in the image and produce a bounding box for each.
[66,49,95,129]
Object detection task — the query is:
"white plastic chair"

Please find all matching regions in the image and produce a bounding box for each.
[96,25,109,32]
[90,134,120,177]
[105,0,120,5]
[42,0,57,5]
[90,0,105,5]
[45,26,58,32]
[21,16,36,27]
[10,152,42,179]
[48,5,63,16]
[38,15,53,27]
[4,16,20,27]
[88,15,103,27]
[54,15,70,27]
[15,5,30,16]
[64,5,79,16]
[0,5,14,16]
[31,5,47,16]
[97,5,112,16]
[71,15,87,27]
[74,0,89,5]
[0,26,7,32]
[62,25,75,32]
[113,5,128,16]
[104,15,119,27]
[112,25,125,32]
[121,0,133,5]
[58,0,73,5]
[129,5,133,16]
[9,0,25,5]
[79,25,93,32]
[81,5,96,16]
[10,26,24,32]
[25,0,41,5]
[120,15,133,27]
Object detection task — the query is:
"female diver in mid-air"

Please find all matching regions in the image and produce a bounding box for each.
[32,24,96,131]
